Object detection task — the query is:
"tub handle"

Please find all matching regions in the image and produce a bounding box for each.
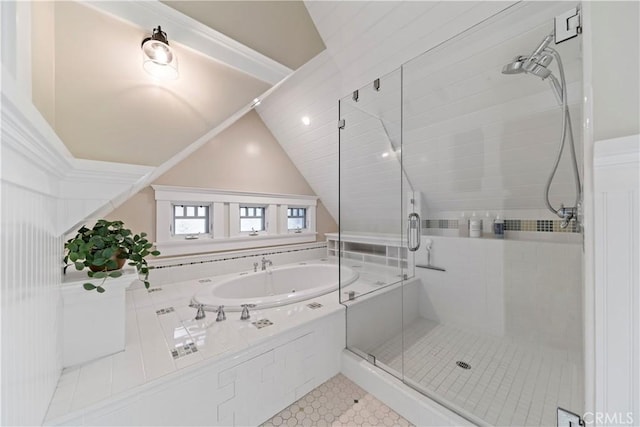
[190,303,206,320]
[240,304,256,321]
[216,305,226,322]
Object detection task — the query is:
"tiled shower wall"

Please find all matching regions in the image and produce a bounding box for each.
[1,182,63,426]
[415,235,582,353]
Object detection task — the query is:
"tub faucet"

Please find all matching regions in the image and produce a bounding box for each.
[189,301,220,320]
[216,305,226,322]
[240,304,256,320]
[261,257,273,271]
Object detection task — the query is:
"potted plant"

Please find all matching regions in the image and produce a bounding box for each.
[64,219,161,293]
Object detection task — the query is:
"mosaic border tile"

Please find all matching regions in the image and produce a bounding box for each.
[170,342,198,359]
[423,218,579,233]
[154,243,327,270]
[155,307,175,315]
[147,287,163,293]
[252,319,274,329]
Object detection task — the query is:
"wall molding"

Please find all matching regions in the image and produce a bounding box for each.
[84,0,292,85]
[593,134,640,422]
[1,69,155,236]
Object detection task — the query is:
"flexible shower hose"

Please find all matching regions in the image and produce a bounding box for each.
[543,48,582,222]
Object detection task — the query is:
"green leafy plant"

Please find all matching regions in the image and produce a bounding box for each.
[64,219,161,293]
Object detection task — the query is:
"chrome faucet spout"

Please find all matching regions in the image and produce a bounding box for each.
[261,257,273,271]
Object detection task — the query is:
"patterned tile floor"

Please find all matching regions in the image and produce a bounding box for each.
[369,318,583,426]
[262,374,413,427]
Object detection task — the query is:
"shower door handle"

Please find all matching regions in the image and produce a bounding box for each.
[407,212,421,252]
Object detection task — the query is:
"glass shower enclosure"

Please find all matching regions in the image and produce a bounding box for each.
[338,2,584,426]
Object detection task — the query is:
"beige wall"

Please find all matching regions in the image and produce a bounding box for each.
[31,1,56,127]
[31,1,270,166]
[107,110,337,246]
[591,1,640,141]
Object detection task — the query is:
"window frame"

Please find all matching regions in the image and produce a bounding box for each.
[239,205,267,234]
[287,207,307,232]
[153,186,318,256]
[172,203,211,236]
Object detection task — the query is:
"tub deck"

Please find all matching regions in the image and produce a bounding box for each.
[44,259,345,425]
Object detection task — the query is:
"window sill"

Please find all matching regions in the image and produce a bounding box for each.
[155,232,317,257]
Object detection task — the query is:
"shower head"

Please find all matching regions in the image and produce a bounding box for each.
[502,52,554,79]
[523,52,554,79]
[502,33,555,79]
[501,33,564,105]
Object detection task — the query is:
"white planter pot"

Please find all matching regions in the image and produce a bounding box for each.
[61,268,137,368]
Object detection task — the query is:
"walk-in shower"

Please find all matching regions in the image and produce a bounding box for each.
[502,33,583,230]
[338,2,584,426]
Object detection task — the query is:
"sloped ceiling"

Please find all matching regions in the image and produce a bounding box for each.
[256,1,516,231]
[161,1,326,70]
[31,1,325,167]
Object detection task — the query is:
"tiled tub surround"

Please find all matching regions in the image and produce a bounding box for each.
[44,259,345,426]
[147,242,328,287]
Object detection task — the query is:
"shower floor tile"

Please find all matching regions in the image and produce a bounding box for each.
[369,318,583,427]
[261,374,413,427]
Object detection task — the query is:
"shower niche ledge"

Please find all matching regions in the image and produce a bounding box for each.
[326,232,409,269]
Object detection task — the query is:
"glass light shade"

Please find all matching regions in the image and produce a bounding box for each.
[142,38,178,80]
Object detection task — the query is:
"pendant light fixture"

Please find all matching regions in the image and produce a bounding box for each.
[141,26,178,80]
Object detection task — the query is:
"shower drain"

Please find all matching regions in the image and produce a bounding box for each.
[456,361,471,370]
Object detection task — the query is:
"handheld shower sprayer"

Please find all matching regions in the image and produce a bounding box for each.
[501,32,582,230]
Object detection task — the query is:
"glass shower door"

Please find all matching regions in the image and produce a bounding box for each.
[338,68,413,379]
[399,2,584,426]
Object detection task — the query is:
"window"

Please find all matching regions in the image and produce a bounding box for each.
[288,207,307,230]
[173,204,209,235]
[240,206,265,232]
[153,186,318,256]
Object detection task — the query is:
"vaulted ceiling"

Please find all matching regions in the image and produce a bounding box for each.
[31,0,324,167]
[256,1,520,230]
[34,1,580,234]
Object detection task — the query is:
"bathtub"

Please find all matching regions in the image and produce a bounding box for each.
[192,262,358,311]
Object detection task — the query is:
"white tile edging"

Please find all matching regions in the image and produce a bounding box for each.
[341,350,474,427]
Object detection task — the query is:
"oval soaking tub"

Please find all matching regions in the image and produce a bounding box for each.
[192,263,358,311]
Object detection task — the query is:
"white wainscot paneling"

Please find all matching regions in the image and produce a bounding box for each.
[0,182,63,426]
[0,68,153,425]
[593,134,640,425]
